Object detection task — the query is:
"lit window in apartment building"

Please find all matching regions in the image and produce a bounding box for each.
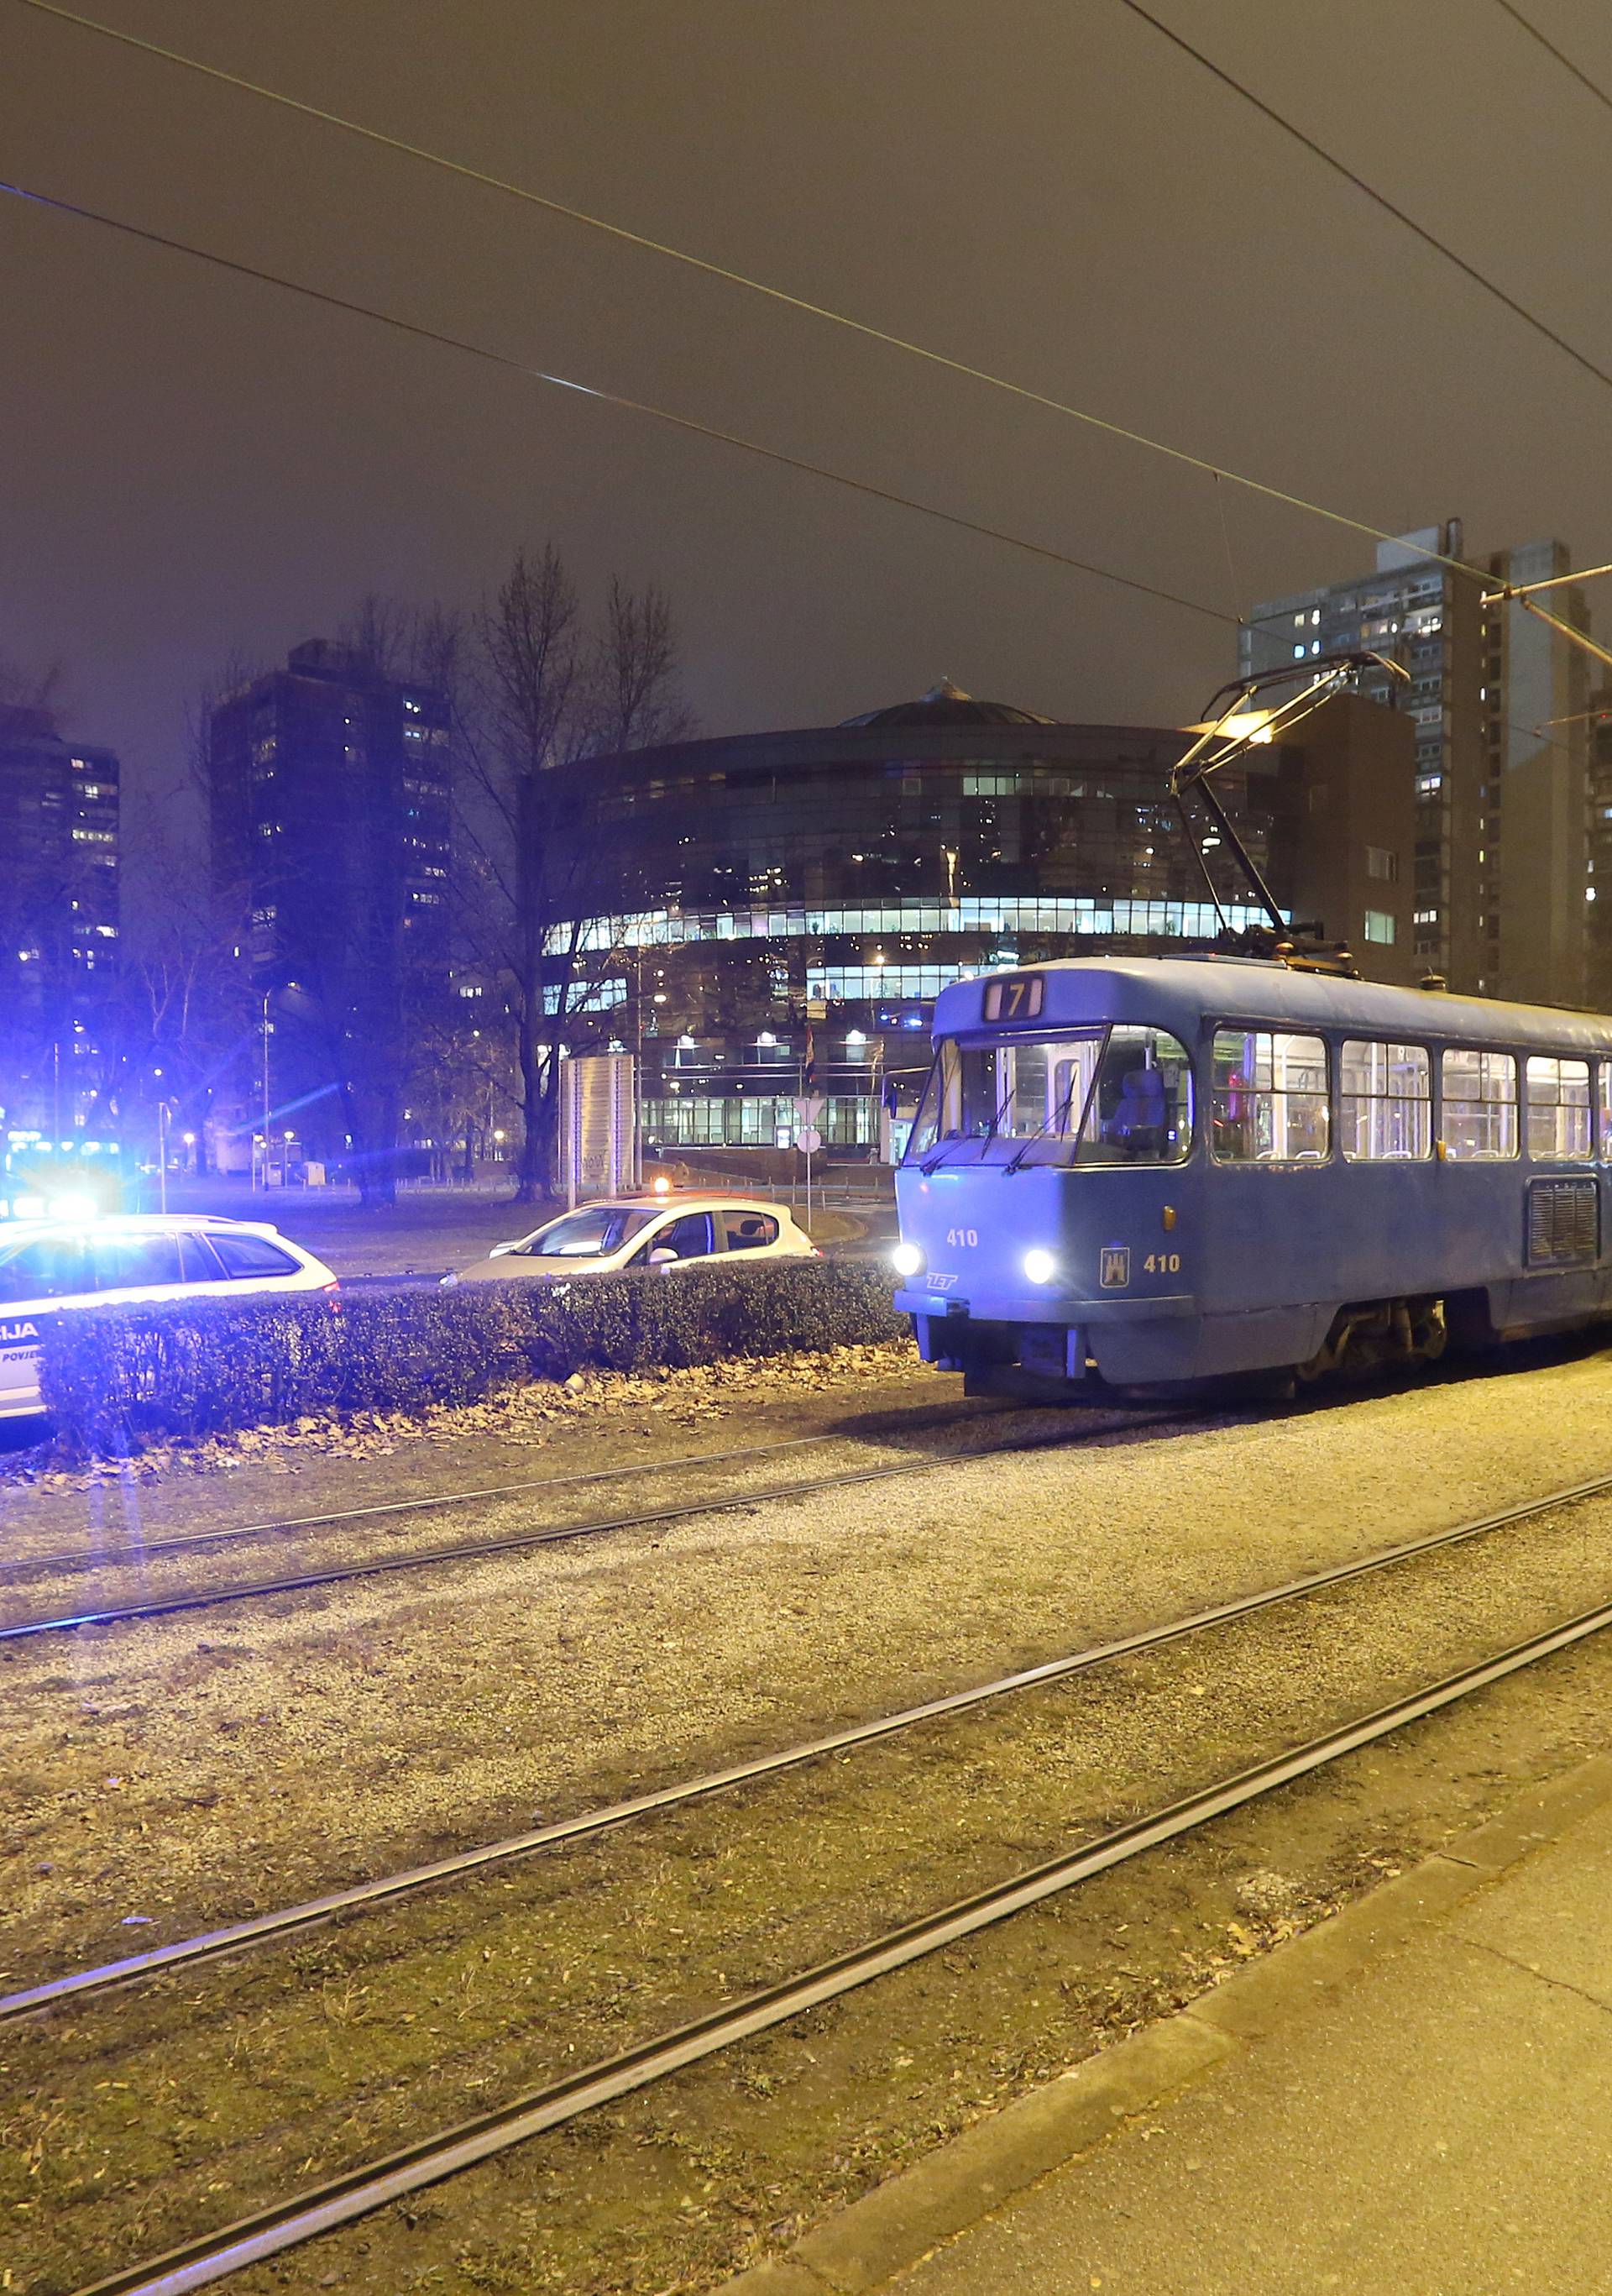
[1365,847,1399,882]
[1364,911,1397,945]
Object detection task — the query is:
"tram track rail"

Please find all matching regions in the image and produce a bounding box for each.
[0,1406,1200,1643]
[60,1530,1612,2296]
[0,1404,1029,1584]
[13,1463,1612,2027]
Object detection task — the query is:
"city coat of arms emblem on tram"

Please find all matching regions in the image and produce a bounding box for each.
[1099,1245,1130,1289]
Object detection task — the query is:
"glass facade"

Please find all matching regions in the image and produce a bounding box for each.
[556,690,1306,1157]
[643,1093,878,1146]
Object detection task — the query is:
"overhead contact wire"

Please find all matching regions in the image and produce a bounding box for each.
[1119,0,1612,401]
[0,176,1233,626]
[1492,0,1612,114]
[9,0,1494,585]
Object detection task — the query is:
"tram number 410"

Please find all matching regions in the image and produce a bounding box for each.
[946,1227,979,1247]
[1144,1252,1182,1275]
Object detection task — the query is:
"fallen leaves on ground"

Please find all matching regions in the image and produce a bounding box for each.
[3,1339,920,1495]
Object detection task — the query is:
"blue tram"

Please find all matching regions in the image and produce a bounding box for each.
[892,956,1612,1395]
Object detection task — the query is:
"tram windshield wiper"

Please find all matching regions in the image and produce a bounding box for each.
[1002,1082,1079,1175]
[1002,1028,1110,1175]
[921,1074,1020,1173]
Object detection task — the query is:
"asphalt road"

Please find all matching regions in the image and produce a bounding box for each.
[144,1177,897,1280]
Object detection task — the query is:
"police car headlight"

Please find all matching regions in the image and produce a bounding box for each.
[891,1241,924,1277]
[1023,1248,1056,1285]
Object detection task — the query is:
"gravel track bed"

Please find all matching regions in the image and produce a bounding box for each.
[0,1350,950,1557]
[0,1402,1178,1627]
[10,1472,1612,2295]
[5,1343,1612,2295]
[6,1349,1612,1991]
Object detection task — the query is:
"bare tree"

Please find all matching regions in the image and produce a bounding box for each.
[460,546,584,1201]
[403,984,518,1179]
[110,832,257,1171]
[0,652,65,719]
[584,578,695,755]
[460,548,695,1201]
[337,594,413,681]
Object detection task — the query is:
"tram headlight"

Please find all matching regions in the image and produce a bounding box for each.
[891,1241,924,1277]
[1023,1247,1056,1285]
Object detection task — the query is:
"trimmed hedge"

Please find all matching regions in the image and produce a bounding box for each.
[39,1260,907,1458]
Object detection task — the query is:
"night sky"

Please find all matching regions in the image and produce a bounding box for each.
[6,0,1612,885]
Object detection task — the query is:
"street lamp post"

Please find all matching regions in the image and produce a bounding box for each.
[260,993,272,1190]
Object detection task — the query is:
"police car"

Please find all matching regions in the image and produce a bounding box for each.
[0,1215,338,1420]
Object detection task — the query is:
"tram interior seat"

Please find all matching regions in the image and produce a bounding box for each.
[1106,1064,1166,1160]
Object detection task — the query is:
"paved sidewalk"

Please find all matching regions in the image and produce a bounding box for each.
[725,1754,1612,2296]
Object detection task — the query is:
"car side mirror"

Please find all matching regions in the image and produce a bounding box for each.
[648,1245,678,1265]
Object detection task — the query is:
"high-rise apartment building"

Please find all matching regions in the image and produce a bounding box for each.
[1241,523,1590,1004]
[208,640,452,1161]
[1479,541,1590,1009]
[0,706,120,1131]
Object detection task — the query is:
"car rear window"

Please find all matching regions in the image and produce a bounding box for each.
[92,1234,185,1291]
[209,1234,301,1279]
[0,1238,96,1302]
[178,1232,225,1282]
[722,1209,779,1250]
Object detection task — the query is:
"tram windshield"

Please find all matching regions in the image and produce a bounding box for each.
[905,1026,1193,1168]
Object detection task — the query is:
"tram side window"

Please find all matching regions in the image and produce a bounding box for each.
[1339,1041,1431,1161]
[1599,1061,1612,1161]
[1211,1030,1329,1163]
[1440,1048,1518,1160]
[1526,1056,1592,1161]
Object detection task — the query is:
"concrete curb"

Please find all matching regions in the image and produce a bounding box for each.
[711,1749,1612,2296]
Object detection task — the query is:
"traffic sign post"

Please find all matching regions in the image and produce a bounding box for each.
[793,1096,825,1223]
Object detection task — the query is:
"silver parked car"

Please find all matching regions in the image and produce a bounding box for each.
[444,1192,818,1286]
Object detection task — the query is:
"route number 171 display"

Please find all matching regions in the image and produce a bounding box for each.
[982,974,1044,1022]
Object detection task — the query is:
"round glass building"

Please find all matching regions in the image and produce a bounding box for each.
[560,681,1409,1155]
